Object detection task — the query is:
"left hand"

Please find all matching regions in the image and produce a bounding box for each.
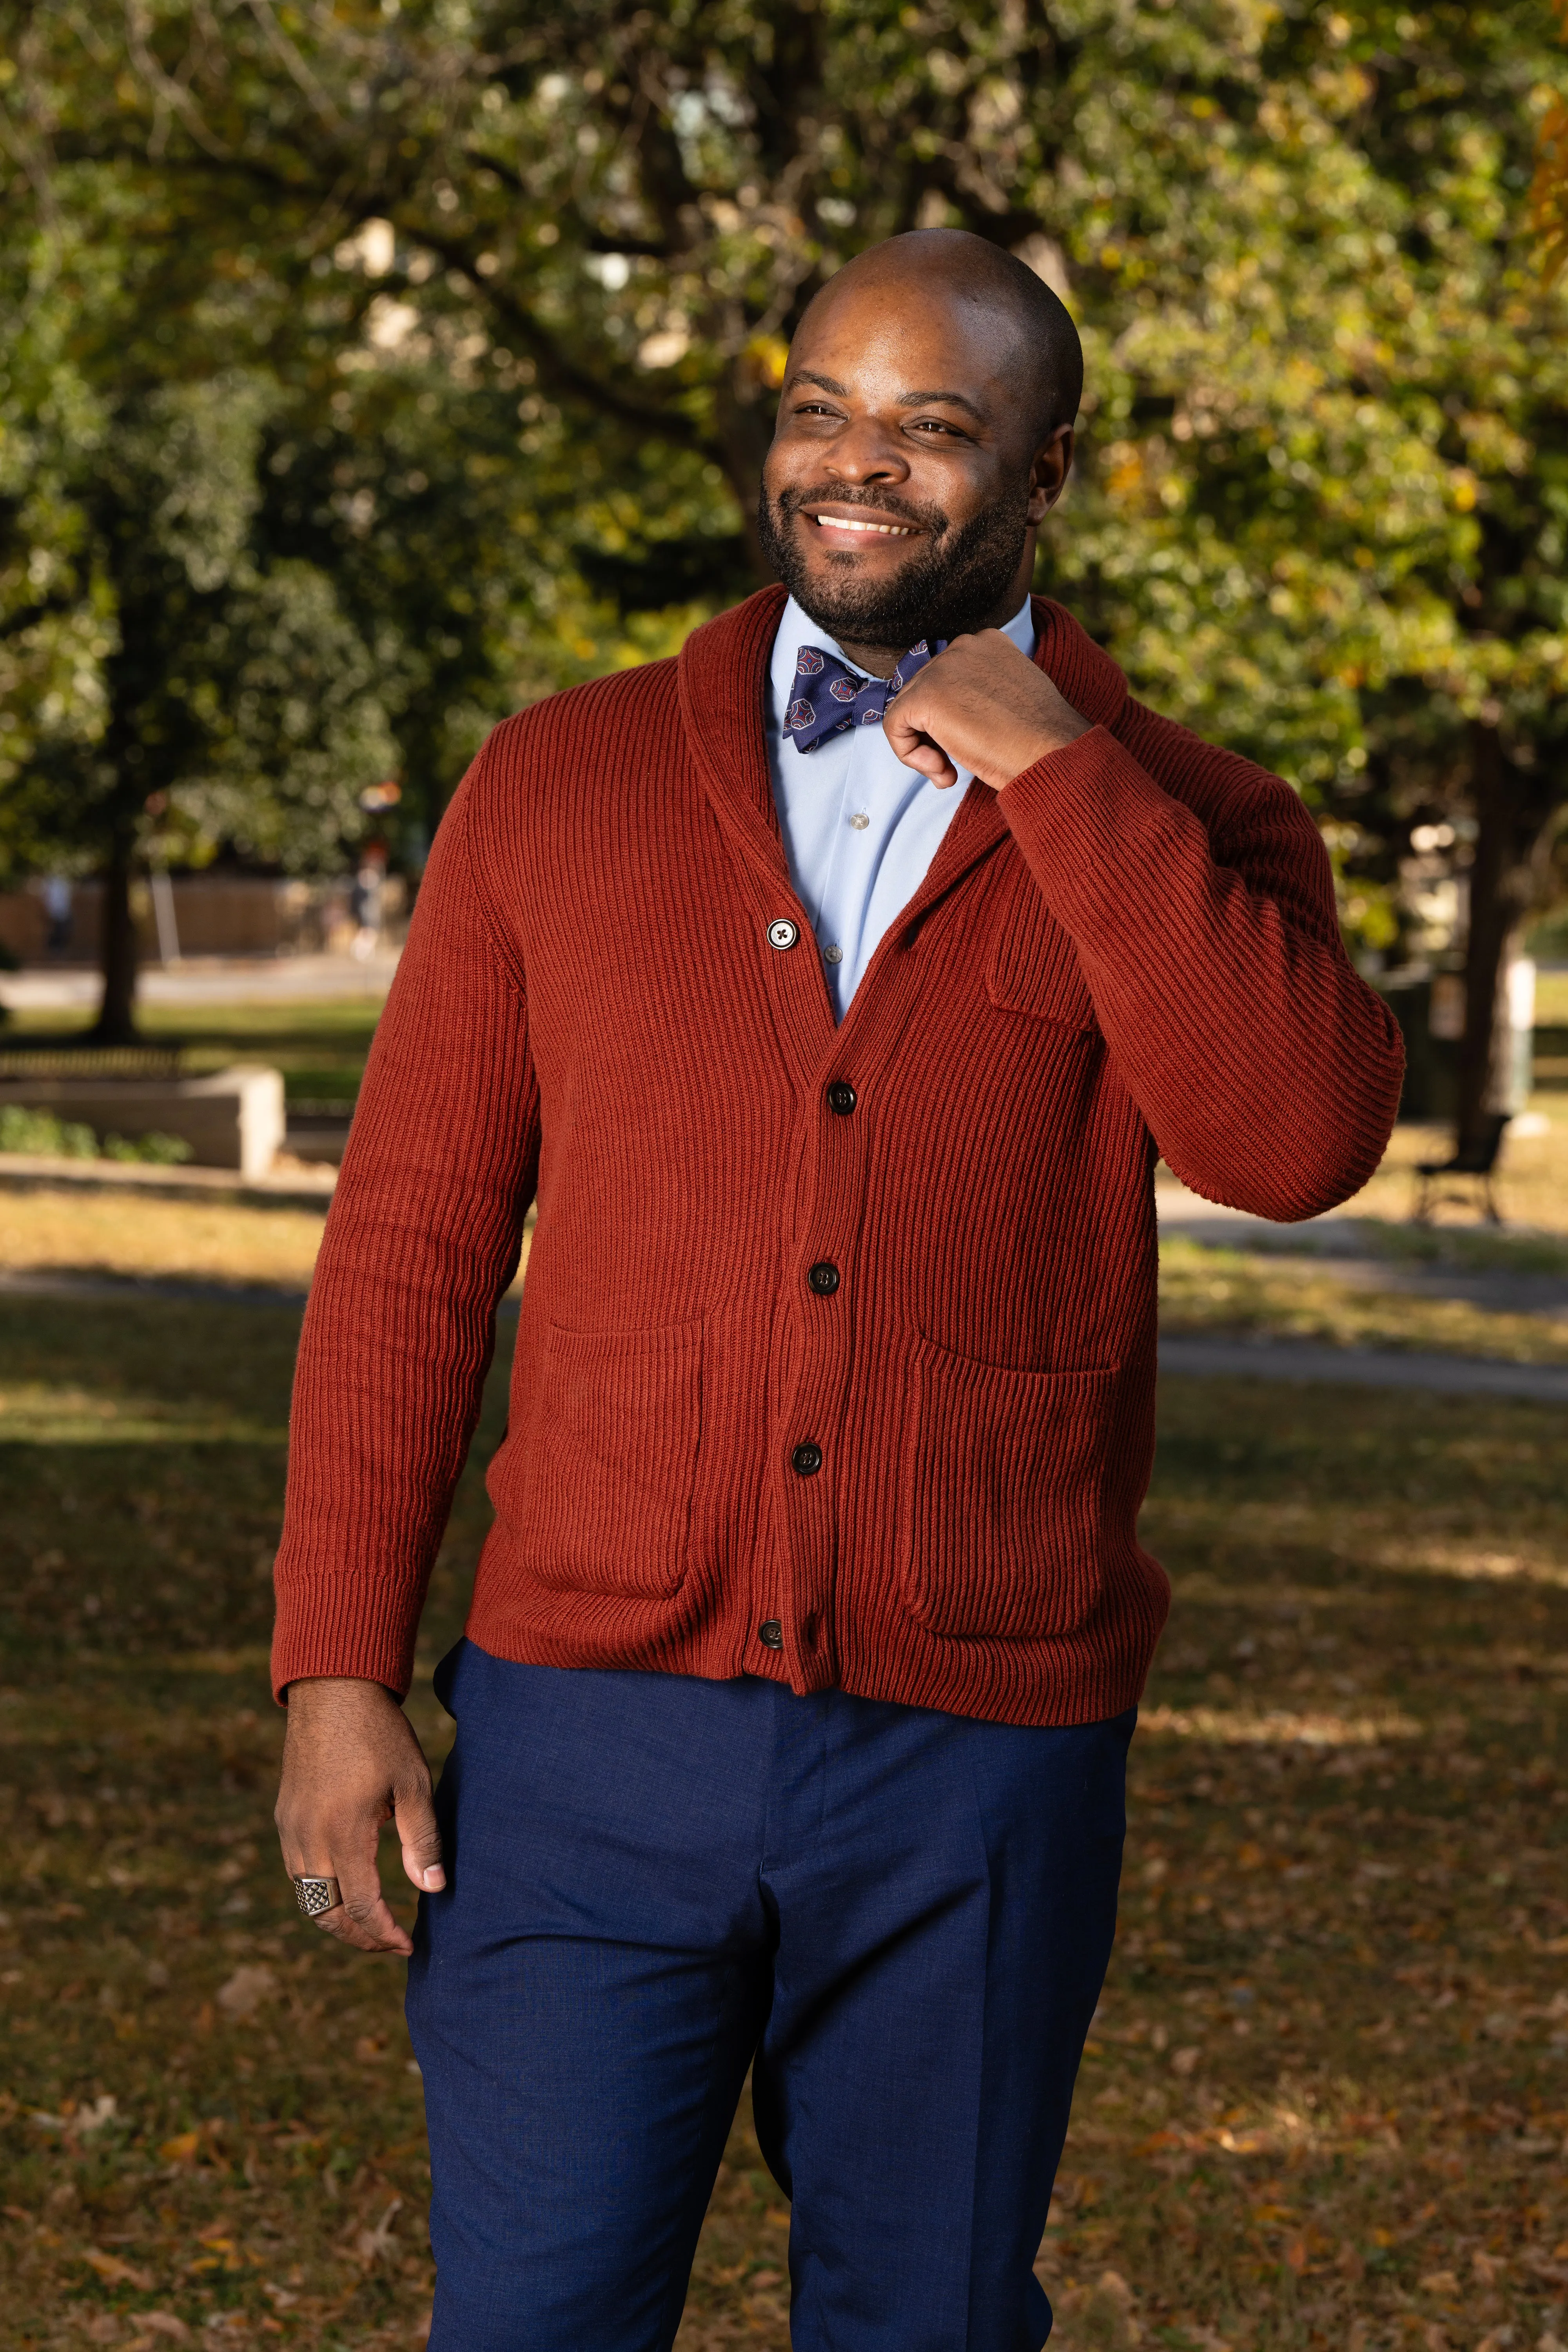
[882,629,1092,790]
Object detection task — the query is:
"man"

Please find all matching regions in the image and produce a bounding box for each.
[273,230,1403,2349]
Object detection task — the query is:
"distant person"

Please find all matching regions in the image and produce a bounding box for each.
[272,231,1404,2350]
[41,875,72,957]
[348,844,386,962]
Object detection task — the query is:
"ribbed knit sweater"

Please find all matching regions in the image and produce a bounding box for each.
[272,587,1403,1726]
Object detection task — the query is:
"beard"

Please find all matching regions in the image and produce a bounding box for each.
[755,477,1033,649]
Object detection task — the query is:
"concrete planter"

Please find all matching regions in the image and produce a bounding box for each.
[0,1064,286,1178]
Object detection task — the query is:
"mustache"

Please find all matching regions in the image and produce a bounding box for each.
[773,483,950,535]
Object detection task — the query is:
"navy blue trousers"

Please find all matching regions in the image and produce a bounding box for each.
[406,1641,1132,2351]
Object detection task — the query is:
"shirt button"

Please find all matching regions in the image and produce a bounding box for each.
[808,1261,840,1296]
[826,1080,857,1116]
[791,1441,823,1477]
[822,943,844,965]
[848,812,870,831]
[759,1619,784,1650]
[767,918,799,950]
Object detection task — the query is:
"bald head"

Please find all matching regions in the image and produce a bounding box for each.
[760,230,1083,657]
[798,229,1083,443]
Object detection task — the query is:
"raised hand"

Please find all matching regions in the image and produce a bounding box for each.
[881,628,1092,790]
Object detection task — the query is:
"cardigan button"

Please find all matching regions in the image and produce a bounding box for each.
[808,1261,840,1296]
[791,1441,823,1477]
[758,1619,784,1650]
[826,1080,857,1116]
[767,918,799,950]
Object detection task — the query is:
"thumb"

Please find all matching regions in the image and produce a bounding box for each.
[394,1775,446,1893]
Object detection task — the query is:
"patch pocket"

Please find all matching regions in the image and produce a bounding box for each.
[526,1319,702,1598]
[899,1336,1116,1641]
[985,877,1095,1029]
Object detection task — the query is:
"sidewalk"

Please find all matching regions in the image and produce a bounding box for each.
[0,950,400,1012]
[0,1150,336,1208]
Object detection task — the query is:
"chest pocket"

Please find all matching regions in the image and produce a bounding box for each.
[984,867,1096,1030]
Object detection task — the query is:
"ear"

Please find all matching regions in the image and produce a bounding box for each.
[1025,425,1074,522]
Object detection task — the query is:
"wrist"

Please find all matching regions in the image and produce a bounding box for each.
[999,716,1094,786]
[284,1675,401,1715]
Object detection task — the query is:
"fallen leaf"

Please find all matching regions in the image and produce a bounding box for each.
[1171,2045,1201,2075]
[354,2196,405,2266]
[159,2130,201,2163]
[82,2245,155,2288]
[215,1964,276,2022]
[1419,2270,1461,2295]
[137,2318,193,2345]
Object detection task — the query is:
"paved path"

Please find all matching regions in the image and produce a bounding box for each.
[0,1151,336,1206]
[3,1266,1563,1400]
[1156,1183,1568,1324]
[0,950,399,1011]
[1158,1334,1568,1402]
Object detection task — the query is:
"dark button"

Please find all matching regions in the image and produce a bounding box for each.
[826,1080,857,1116]
[767,918,799,951]
[759,1619,784,1650]
[808,1260,840,1296]
[791,1441,823,1477]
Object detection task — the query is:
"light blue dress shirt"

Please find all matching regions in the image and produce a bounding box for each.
[765,594,1038,1020]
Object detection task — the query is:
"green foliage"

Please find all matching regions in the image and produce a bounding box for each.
[0,1104,98,1158]
[0,1102,194,1161]
[2,0,1566,1056]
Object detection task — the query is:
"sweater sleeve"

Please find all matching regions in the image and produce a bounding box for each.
[270,754,541,1700]
[997,708,1404,1221]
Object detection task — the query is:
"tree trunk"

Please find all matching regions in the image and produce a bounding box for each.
[714,383,781,588]
[92,827,140,1044]
[1455,720,1560,1155]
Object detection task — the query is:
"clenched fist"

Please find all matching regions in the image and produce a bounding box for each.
[882,628,1092,791]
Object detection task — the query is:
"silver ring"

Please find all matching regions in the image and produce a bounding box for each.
[292,1875,342,1918]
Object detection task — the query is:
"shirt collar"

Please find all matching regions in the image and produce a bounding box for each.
[768,593,1038,732]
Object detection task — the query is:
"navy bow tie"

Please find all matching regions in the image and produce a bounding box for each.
[784,637,947,754]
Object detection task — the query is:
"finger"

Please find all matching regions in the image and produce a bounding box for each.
[890,730,959,788]
[318,1852,414,1955]
[281,1836,412,1956]
[394,1775,446,1894]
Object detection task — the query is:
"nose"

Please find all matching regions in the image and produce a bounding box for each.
[823,413,910,487]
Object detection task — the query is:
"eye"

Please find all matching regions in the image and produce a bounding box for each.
[908,419,967,438]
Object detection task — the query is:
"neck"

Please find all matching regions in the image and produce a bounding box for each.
[818,551,1037,679]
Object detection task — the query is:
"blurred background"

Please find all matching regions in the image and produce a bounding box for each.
[1,6,1566,2350]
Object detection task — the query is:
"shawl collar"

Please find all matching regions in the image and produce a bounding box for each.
[675,583,1130,910]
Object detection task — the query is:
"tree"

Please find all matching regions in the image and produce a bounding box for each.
[1040,3,1568,1151]
[8,0,1566,1121]
[0,186,399,1037]
[1532,0,1568,282]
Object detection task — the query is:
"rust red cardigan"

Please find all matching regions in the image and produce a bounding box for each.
[272,588,1403,1725]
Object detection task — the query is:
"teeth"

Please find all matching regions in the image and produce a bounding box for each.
[813,515,914,537]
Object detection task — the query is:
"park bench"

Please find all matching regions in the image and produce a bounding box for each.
[1411,1112,1510,1227]
[0,1043,187,1080]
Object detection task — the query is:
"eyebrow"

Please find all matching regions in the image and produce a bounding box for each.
[897,388,987,421]
[786,369,987,424]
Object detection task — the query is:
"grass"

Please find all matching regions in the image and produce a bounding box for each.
[2,1031,1566,2349]
[2,1283,1565,2351]
[1156,1236,1568,1366]
[0,1189,328,1296]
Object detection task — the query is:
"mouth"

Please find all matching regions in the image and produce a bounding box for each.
[803,506,923,544]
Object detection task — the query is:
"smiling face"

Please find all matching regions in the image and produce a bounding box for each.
[757,249,1074,670]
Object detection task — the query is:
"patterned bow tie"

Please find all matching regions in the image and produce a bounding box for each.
[784,637,947,754]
